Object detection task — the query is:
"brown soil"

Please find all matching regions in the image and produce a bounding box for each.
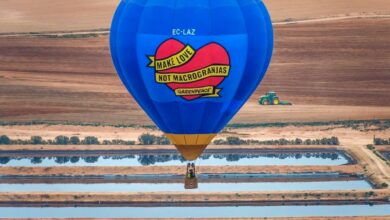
[0,0,117,33]
[0,165,362,176]
[1,0,390,33]
[376,145,390,152]
[256,17,390,107]
[0,18,390,124]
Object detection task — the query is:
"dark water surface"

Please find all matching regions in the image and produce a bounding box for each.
[0,152,349,166]
[0,179,371,192]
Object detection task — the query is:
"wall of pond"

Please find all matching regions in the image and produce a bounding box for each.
[0,152,350,167]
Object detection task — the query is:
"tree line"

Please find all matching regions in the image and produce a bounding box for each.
[0,133,172,145]
[0,135,132,145]
[0,134,339,146]
[213,136,339,145]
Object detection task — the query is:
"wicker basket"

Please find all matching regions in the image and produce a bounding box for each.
[184,177,198,189]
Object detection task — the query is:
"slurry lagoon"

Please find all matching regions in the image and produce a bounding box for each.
[0,180,371,192]
[1,205,390,218]
[0,152,349,166]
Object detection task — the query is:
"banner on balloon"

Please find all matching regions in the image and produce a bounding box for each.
[155,65,230,83]
[147,38,231,101]
[175,86,221,97]
[148,45,195,71]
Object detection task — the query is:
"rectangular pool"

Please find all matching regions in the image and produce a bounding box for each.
[0,152,350,167]
[0,205,389,218]
[0,180,371,192]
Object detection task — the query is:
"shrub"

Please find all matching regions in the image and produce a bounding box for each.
[102,140,112,145]
[156,136,171,145]
[30,136,43,145]
[11,139,29,145]
[111,139,136,145]
[69,136,80,145]
[138,133,157,145]
[213,136,339,146]
[126,141,136,145]
[279,138,289,145]
[111,139,121,145]
[82,136,99,145]
[0,135,11,145]
[213,139,226,145]
[330,136,340,145]
[226,136,243,145]
[381,182,388,188]
[55,136,70,145]
[294,138,302,145]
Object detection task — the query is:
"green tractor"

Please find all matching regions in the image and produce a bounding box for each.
[259,91,291,105]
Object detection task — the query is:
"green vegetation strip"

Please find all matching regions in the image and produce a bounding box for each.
[214,137,339,146]
[0,134,339,146]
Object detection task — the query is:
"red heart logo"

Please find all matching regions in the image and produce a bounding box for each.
[150,39,230,101]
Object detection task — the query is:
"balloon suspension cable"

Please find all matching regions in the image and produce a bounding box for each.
[196,157,200,175]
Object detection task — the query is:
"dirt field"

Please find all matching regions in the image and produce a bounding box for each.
[1,0,390,33]
[0,121,388,144]
[0,122,388,146]
[0,164,362,176]
[1,17,389,124]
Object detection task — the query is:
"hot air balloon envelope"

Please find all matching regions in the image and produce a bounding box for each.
[110,0,273,160]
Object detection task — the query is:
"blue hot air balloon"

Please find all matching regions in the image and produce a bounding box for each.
[110,0,273,160]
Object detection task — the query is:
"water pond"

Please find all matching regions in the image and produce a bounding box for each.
[1,205,389,218]
[0,180,371,192]
[0,152,349,167]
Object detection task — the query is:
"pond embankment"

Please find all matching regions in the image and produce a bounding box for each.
[0,189,389,207]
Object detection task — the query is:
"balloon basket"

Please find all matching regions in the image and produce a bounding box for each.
[184,162,198,189]
[184,177,198,189]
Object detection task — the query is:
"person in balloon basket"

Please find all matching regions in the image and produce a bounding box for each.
[187,163,196,178]
[184,163,198,189]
